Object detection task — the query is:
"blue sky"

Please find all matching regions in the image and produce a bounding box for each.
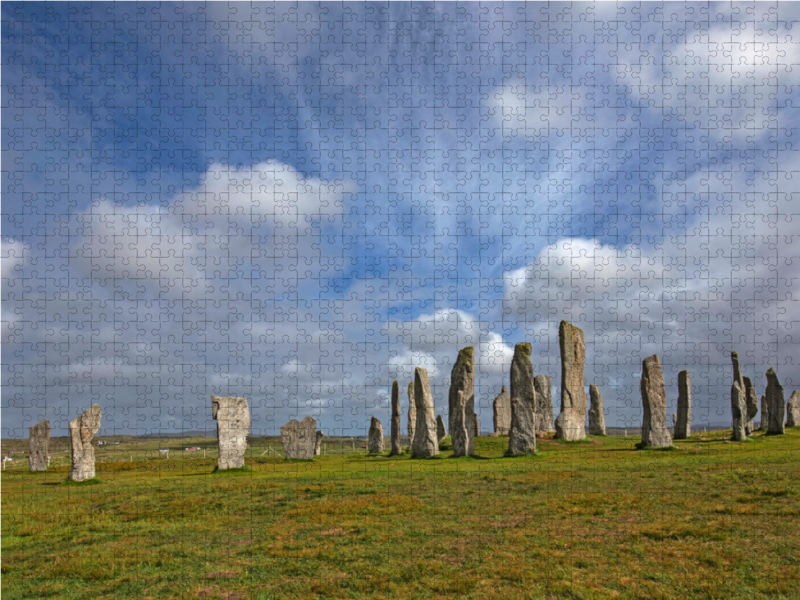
[3,2,800,438]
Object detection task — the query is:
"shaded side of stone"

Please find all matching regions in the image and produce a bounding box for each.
[69,404,102,481]
[744,376,759,435]
[212,395,251,469]
[730,353,747,441]
[534,375,555,433]
[640,355,672,448]
[492,386,511,435]
[281,416,317,459]
[787,390,800,427]
[315,431,324,456]
[766,369,785,435]
[451,391,470,457]
[389,380,402,455]
[507,343,536,455]
[674,370,691,439]
[588,384,606,436]
[407,382,416,443]
[436,415,447,443]
[29,420,51,472]
[759,393,769,431]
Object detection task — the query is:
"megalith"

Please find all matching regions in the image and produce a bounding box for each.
[451,391,470,457]
[555,320,587,441]
[407,382,416,443]
[640,355,672,448]
[588,384,606,436]
[315,431,324,456]
[411,368,439,458]
[492,386,511,435]
[787,390,800,427]
[473,414,480,437]
[29,420,50,472]
[759,393,769,431]
[448,346,475,455]
[436,414,447,443]
[212,395,250,469]
[730,352,747,441]
[69,404,102,481]
[744,377,759,435]
[766,369,785,435]
[281,416,317,459]
[389,381,402,456]
[674,370,691,439]
[507,342,537,455]
[368,417,384,454]
[534,375,555,433]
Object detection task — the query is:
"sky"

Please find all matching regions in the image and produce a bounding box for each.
[3,1,800,438]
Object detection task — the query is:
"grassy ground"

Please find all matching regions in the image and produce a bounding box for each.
[2,429,799,600]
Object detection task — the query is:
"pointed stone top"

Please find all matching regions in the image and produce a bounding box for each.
[731,351,739,358]
[514,342,532,357]
[456,346,474,365]
[501,385,508,393]
[766,367,776,376]
[392,380,399,392]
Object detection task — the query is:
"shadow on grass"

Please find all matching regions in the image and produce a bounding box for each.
[635,443,678,451]
[447,454,494,460]
[61,477,102,486]
[211,465,254,474]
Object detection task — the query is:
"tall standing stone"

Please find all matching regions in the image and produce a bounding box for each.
[730,352,747,441]
[448,347,475,455]
[674,370,691,439]
[212,395,250,470]
[534,375,555,433]
[766,369,785,435]
[451,391,470,457]
[743,377,759,435]
[640,355,672,448]
[29,420,50,472]
[411,368,439,458]
[759,393,769,431]
[69,404,102,481]
[588,384,607,436]
[492,386,511,435]
[473,414,480,437]
[787,390,800,427]
[315,431,324,456]
[507,342,537,455]
[555,321,587,441]
[436,415,447,443]
[368,417,384,454]
[407,382,416,443]
[389,381,402,456]
[281,416,317,459]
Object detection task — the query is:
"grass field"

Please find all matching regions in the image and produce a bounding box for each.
[2,429,799,600]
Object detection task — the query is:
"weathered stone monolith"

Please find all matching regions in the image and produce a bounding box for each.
[588,384,606,436]
[730,353,747,441]
[744,377,758,435]
[29,420,50,472]
[674,370,691,439]
[368,417,384,454]
[212,395,250,469]
[640,355,672,448]
[436,414,447,443]
[69,404,102,481]
[787,390,800,427]
[759,393,769,431]
[411,368,439,458]
[473,414,480,437]
[534,375,555,433]
[507,343,537,455]
[315,431,324,456]
[555,321,587,441]
[448,347,475,455]
[390,381,402,456]
[492,386,511,435]
[451,391,470,457]
[766,369,785,435]
[281,416,317,459]
[407,382,416,443]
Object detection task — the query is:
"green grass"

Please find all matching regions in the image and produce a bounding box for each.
[3,429,800,600]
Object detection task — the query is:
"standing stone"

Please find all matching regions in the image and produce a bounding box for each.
[69,404,102,481]
[451,391,470,457]
[368,417,384,454]
[588,384,607,436]
[787,390,800,427]
[211,395,250,469]
[507,343,537,455]
[314,431,324,456]
[492,386,511,435]
[744,377,759,435]
[534,375,556,433]
[555,321,587,441]
[730,352,747,441]
[436,415,447,443]
[389,381,402,456]
[674,370,691,439]
[407,382,416,444]
[640,355,672,448]
[411,368,439,458]
[448,346,475,455]
[473,414,480,437]
[281,416,317,459]
[759,393,769,431]
[29,420,51,472]
[766,369,785,435]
